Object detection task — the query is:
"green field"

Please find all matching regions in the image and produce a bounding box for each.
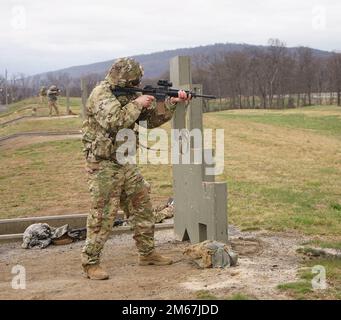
[0,97,82,125]
[278,258,341,300]
[216,106,341,138]
[0,97,83,136]
[0,118,82,136]
[1,101,340,235]
[1,99,340,299]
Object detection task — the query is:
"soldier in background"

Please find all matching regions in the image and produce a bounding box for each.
[39,86,47,104]
[81,57,190,280]
[47,85,61,116]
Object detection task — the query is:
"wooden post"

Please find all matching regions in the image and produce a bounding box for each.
[80,78,88,118]
[66,85,70,115]
[170,56,228,244]
[5,69,8,108]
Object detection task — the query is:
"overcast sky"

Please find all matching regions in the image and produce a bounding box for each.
[1,0,340,76]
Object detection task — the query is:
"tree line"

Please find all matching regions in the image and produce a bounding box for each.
[1,39,341,109]
[193,39,341,109]
[0,71,103,106]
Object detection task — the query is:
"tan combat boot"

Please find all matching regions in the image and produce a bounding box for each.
[138,251,173,266]
[83,264,109,280]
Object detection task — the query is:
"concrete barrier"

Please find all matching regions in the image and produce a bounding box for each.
[0,212,129,235]
[0,222,174,244]
[0,213,88,235]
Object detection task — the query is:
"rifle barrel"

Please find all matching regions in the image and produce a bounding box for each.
[191,93,216,99]
[113,86,216,100]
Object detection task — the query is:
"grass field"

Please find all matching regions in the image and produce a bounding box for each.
[212,106,341,236]
[0,117,82,136]
[0,96,81,116]
[0,97,82,125]
[0,99,340,299]
[0,97,82,136]
[277,258,341,300]
[1,101,340,235]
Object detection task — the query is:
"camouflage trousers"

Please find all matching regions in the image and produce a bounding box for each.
[39,96,46,104]
[48,101,59,116]
[81,160,154,266]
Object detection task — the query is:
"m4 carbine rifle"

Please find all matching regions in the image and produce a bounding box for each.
[112,80,216,102]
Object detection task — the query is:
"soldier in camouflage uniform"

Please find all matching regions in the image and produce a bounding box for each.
[39,86,47,104]
[81,57,190,280]
[47,85,60,116]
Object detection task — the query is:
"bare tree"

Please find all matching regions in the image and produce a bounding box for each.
[266,39,287,108]
[327,53,341,106]
[3,39,341,110]
[296,47,317,106]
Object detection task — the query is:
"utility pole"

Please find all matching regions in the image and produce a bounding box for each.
[5,69,8,107]
[66,85,70,115]
[80,78,88,118]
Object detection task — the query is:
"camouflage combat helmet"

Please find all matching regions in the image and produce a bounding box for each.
[106,57,144,87]
[49,85,58,91]
[39,86,47,94]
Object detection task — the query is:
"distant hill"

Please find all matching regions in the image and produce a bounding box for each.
[36,42,332,80]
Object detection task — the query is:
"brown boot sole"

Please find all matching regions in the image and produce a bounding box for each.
[82,270,109,280]
[84,274,109,280]
[139,260,173,266]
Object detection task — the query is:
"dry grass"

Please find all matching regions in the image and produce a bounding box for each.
[278,258,341,300]
[0,97,82,125]
[0,140,89,218]
[0,102,340,238]
[0,138,171,218]
[207,109,341,235]
[0,117,82,136]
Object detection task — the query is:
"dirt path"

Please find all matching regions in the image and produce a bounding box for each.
[0,110,77,125]
[0,227,307,300]
[0,113,80,150]
[0,134,81,151]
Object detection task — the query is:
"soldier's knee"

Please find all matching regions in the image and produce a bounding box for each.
[93,197,106,210]
[135,221,154,233]
[131,187,152,210]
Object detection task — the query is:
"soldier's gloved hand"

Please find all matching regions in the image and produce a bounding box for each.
[170,90,192,104]
[134,95,155,108]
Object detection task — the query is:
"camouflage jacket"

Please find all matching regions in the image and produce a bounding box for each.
[82,79,177,162]
[39,88,47,96]
[47,89,59,101]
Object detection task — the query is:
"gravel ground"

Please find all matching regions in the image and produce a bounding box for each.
[0,226,308,300]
